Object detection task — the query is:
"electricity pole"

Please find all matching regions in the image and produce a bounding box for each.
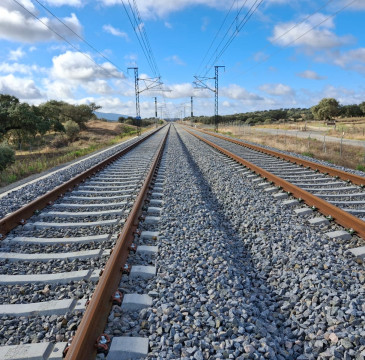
[193,66,225,132]
[191,96,194,117]
[154,97,158,128]
[214,65,225,133]
[128,67,141,136]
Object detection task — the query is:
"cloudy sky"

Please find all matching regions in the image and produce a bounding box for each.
[0,0,364,118]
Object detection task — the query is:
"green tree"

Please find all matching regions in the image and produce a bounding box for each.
[0,94,19,139]
[64,120,80,141]
[60,103,101,129]
[311,98,340,121]
[340,104,363,118]
[0,142,15,171]
[359,101,365,115]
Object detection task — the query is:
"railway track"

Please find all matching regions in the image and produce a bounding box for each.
[1,123,365,359]
[186,126,365,240]
[0,126,168,359]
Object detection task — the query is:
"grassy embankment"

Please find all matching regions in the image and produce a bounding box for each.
[202,119,365,173]
[0,120,154,187]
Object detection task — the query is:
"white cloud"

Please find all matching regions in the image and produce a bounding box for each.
[332,48,365,73]
[164,82,212,99]
[296,70,326,80]
[43,79,75,99]
[103,24,129,40]
[98,0,292,19]
[0,1,82,43]
[164,21,172,29]
[221,84,264,101]
[259,83,295,96]
[269,13,352,50]
[0,62,43,75]
[9,47,25,61]
[86,79,113,94]
[165,55,185,66]
[201,16,209,31]
[0,74,42,99]
[51,51,125,81]
[43,0,83,6]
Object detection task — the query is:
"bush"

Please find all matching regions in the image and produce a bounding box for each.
[64,120,80,141]
[0,143,15,171]
[120,124,136,137]
[50,134,68,148]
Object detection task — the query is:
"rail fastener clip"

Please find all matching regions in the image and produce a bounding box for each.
[122,263,132,275]
[129,243,137,253]
[111,291,124,307]
[95,334,111,355]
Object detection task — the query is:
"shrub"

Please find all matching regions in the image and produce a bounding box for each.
[356,164,365,172]
[50,134,68,148]
[0,143,15,171]
[120,124,136,137]
[64,120,80,141]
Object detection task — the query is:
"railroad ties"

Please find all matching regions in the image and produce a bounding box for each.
[1,123,365,359]
[0,128,168,359]
[187,127,365,243]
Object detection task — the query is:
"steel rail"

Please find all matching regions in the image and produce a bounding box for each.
[64,126,169,359]
[0,127,163,240]
[193,128,365,187]
[187,129,365,239]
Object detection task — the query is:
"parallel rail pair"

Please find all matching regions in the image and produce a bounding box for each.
[187,128,365,239]
[0,126,168,359]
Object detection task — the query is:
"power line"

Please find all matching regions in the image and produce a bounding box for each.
[33,0,126,75]
[195,0,237,76]
[12,0,126,81]
[242,0,358,75]
[132,0,160,77]
[246,0,336,63]
[120,0,160,78]
[202,0,264,77]
[197,0,250,77]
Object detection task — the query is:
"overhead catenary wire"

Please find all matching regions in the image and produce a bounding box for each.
[195,0,237,76]
[120,0,160,78]
[11,0,127,82]
[244,0,336,63]
[33,0,127,77]
[201,0,264,78]
[241,0,359,75]
[132,0,160,77]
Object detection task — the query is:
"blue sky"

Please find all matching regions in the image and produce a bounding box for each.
[0,0,364,118]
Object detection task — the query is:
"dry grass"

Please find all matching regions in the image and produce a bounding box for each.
[214,125,365,173]
[0,120,153,187]
[255,119,365,140]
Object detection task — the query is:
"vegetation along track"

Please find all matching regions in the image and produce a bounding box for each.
[0,125,168,359]
[1,123,365,359]
[186,127,365,240]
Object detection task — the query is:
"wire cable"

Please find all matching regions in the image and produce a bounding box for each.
[195,0,237,76]
[198,0,249,77]
[242,0,358,75]
[202,0,263,77]
[33,0,126,75]
[12,0,126,81]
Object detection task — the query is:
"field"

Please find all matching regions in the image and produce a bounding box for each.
[199,120,365,173]
[255,118,365,140]
[0,120,153,187]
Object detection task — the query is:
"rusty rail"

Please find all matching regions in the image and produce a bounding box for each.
[64,126,169,359]
[0,127,163,239]
[193,127,365,187]
[187,129,365,239]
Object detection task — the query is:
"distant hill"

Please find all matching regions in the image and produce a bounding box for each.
[94,111,127,122]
